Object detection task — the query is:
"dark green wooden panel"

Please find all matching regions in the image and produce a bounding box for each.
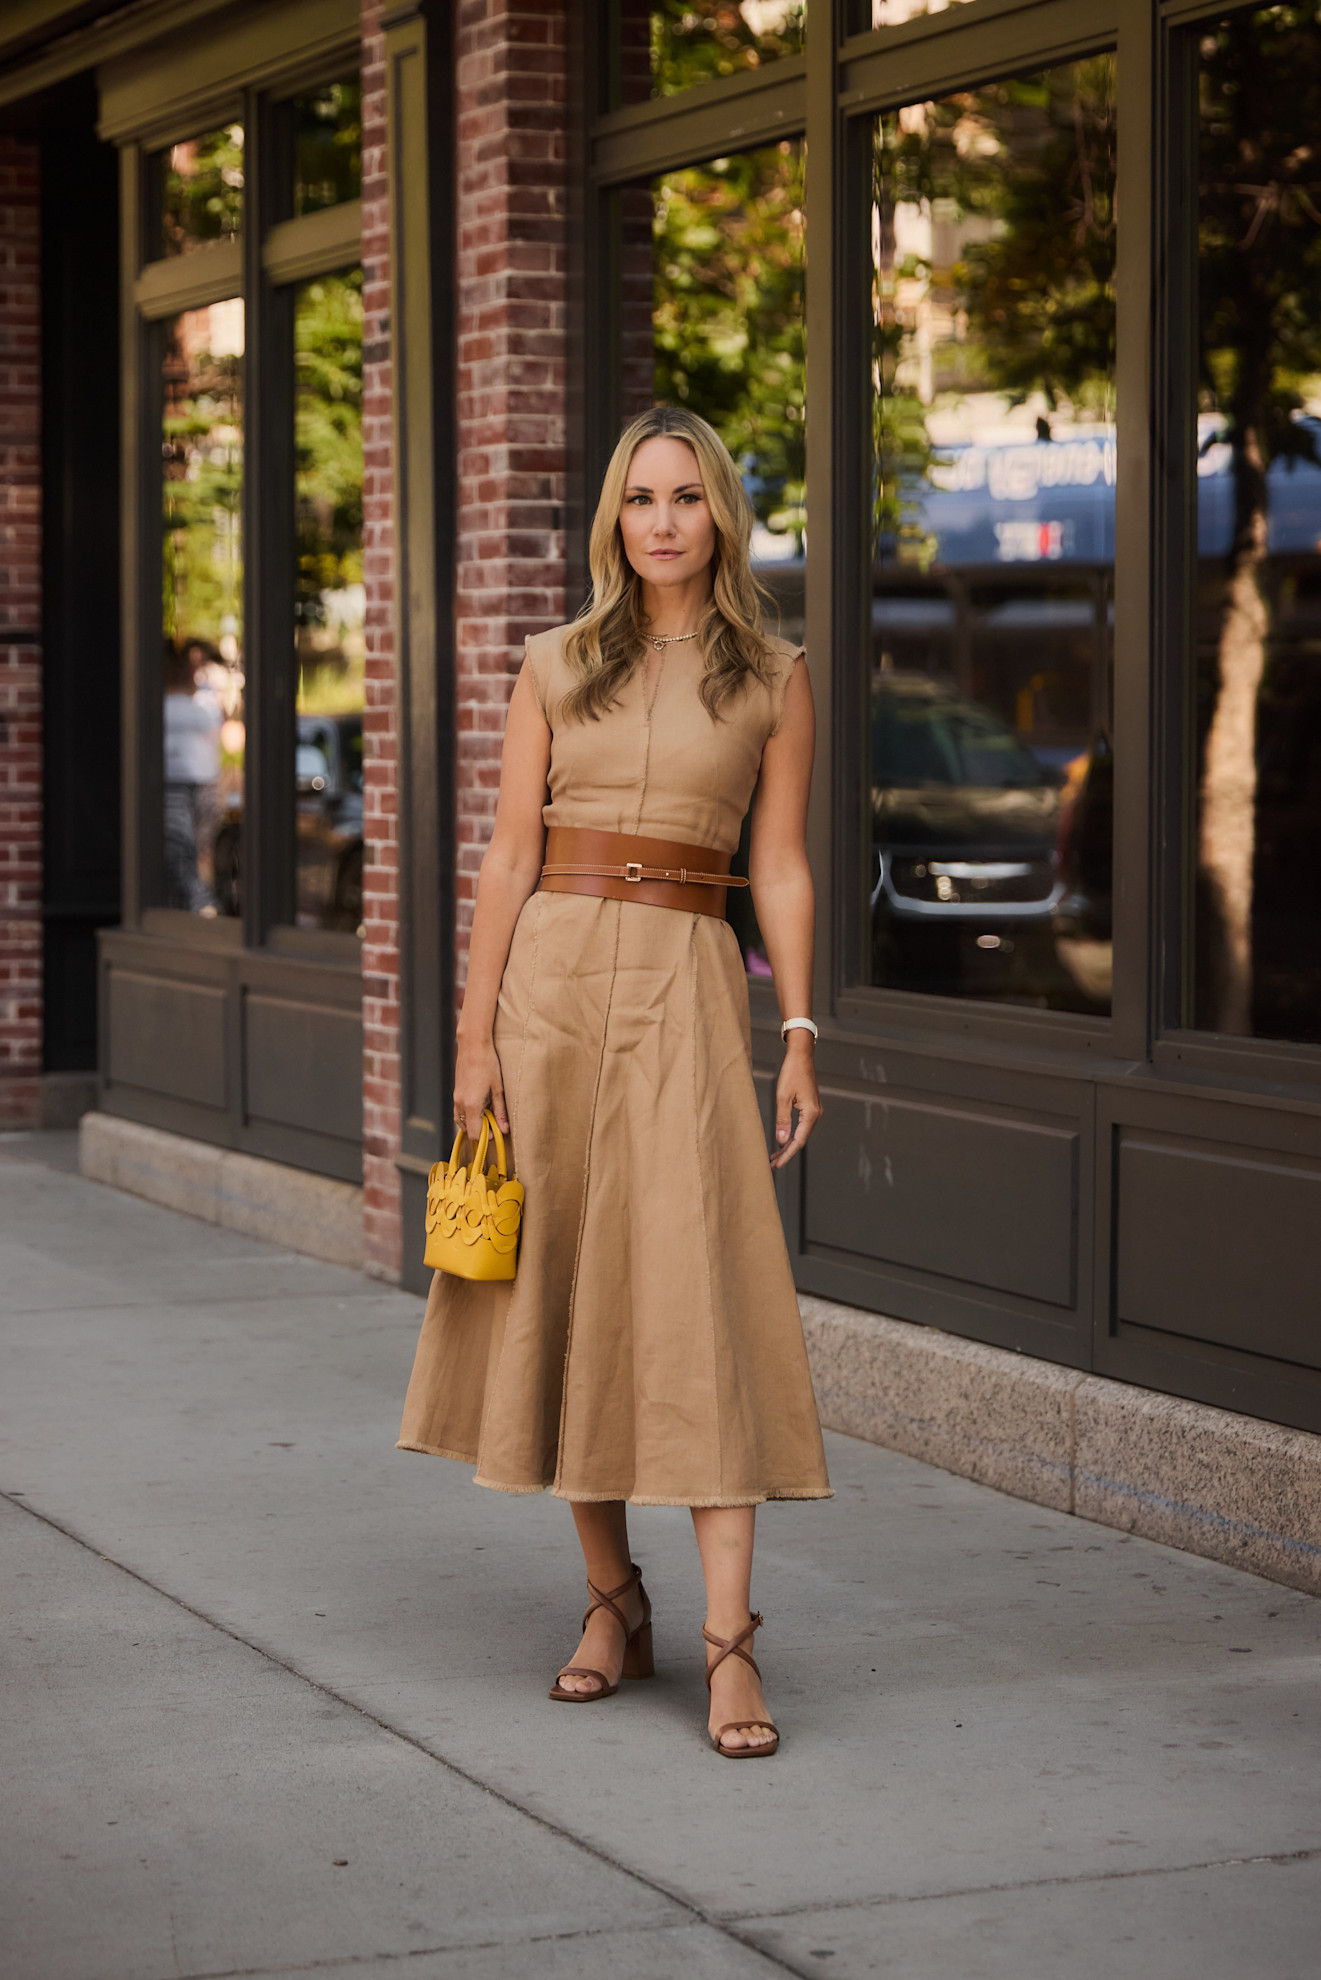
[106,968,227,1109]
[804,1089,1079,1307]
[244,993,362,1144]
[1116,1134,1321,1370]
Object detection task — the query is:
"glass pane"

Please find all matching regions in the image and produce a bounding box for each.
[620,141,805,974]
[161,301,244,916]
[871,1,974,23]
[868,61,1117,1013]
[294,78,363,216]
[1191,6,1321,1045]
[156,125,244,258]
[293,269,365,933]
[617,1,805,105]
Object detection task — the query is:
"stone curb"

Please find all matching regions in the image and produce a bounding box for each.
[800,1294,1321,1598]
[78,1113,363,1271]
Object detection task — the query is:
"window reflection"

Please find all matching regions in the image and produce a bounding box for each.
[871,0,973,23]
[293,269,364,933]
[618,1,805,104]
[293,79,362,215]
[156,126,244,258]
[1192,7,1321,1045]
[161,301,244,915]
[620,140,805,974]
[868,61,1116,1011]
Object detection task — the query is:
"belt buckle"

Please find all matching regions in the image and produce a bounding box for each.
[624,861,643,883]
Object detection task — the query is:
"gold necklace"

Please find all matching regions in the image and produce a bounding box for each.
[647,629,700,653]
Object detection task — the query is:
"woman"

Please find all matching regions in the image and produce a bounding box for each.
[398,405,831,1757]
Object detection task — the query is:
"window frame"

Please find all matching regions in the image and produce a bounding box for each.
[582,0,1141,1069]
[117,45,363,957]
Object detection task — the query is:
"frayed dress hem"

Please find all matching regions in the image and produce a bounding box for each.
[397,1441,833,1506]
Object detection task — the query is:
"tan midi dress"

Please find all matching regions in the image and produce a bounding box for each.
[396,623,832,1507]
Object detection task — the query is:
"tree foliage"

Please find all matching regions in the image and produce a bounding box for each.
[871,60,1117,563]
[161,334,242,648]
[648,0,804,97]
[295,269,365,616]
[1193,4,1321,1033]
[160,124,244,254]
[1197,7,1321,485]
[652,142,805,533]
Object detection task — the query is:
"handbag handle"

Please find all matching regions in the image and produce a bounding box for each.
[447,1108,508,1182]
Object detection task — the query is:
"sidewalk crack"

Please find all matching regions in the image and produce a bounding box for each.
[727,1844,1321,1926]
[3,1490,808,1980]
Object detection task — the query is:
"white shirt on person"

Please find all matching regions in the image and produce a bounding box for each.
[164,690,223,784]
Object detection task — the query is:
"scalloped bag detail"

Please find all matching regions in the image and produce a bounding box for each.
[423,1109,524,1280]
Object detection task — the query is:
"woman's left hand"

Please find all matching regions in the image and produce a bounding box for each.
[771,1038,822,1170]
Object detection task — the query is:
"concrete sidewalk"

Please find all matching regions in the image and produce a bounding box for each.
[2,1132,1319,1980]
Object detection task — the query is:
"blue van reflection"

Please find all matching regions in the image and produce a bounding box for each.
[905,415,1321,567]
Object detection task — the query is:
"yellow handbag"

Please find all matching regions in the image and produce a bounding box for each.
[423,1108,524,1280]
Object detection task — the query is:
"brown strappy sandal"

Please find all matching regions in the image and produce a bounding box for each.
[548,1562,654,1702]
[703,1612,780,1758]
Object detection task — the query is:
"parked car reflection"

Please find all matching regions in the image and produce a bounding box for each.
[870,674,1083,1004]
[213,713,363,931]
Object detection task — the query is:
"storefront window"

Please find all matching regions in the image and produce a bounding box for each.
[155,125,244,258]
[1190,6,1321,1045]
[293,269,365,933]
[293,79,362,215]
[161,301,244,916]
[618,1,805,105]
[620,139,805,974]
[867,60,1116,1012]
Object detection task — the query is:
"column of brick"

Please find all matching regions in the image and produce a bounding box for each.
[0,135,42,1129]
[619,183,656,422]
[359,0,403,1277]
[454,0,568,991]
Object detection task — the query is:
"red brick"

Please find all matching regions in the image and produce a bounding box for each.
[359,0,404,1281]
[0,134,41,1128]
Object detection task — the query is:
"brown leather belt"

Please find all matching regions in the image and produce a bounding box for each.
[539,826,749,918]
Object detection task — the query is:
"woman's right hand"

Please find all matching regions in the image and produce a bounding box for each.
[453,1033,508,1142]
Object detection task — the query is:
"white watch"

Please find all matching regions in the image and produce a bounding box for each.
[780,1017,819,1042]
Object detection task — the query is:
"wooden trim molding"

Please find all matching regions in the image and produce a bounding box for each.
[97,0,359,145]
[133,238,243,318]
[591,60,805,184]
[262,198,362,285]
[839,0,1120,112]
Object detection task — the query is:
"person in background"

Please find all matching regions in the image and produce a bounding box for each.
[163,640,223,912]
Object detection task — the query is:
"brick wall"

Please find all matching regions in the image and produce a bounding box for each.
[0,135,42,1128]
[360,0,403,1277]
[362,0,573,1278]
[454,0,568,989]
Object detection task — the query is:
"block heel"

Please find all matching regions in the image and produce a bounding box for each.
[622,1616,654,1680]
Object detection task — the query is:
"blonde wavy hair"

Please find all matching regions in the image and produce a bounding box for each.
[562,405,775,723]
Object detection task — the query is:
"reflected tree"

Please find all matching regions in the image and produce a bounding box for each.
[872,63,1117,564]
[162,325,242,647]
[1195,6,1321,1034]
[161,125,244,252]
[652,143,805,538]
[295,269,364,713]
[648,0,804,94]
